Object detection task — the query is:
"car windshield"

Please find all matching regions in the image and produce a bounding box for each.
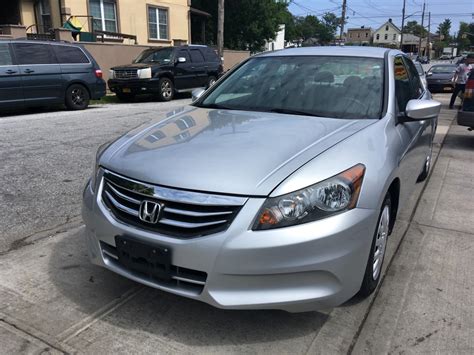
[198,56,384,119]
[414,62,424,75]
[134,48,173,63]
[430,65,456,73]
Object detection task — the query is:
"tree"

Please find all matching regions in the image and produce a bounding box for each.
[438,18,452,41]
[403,20,427,37]
[294,13,339,45]
[457,22,474,52]
[192,0,289,52]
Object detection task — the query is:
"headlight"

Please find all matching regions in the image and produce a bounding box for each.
[253,164,365,230]
[109,69,115,79]
[138,67,152,79]
[90,141,111,193]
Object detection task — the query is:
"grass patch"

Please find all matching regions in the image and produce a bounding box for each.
[90,95,120,105]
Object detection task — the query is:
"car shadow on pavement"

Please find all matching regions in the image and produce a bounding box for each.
[48,228,329,349]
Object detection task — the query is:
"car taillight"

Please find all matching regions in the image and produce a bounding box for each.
[465,78,474,99]
[95,69,103,79]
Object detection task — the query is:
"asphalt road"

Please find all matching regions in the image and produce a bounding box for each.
[0,95,466,354]
[0,99,190,254]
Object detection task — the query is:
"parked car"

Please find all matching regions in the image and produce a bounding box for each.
[108,45,223,102]
[83,47,440,312]
[0,39,105,110]
[414,61,428,89]
[426,64,457,92]
[439,54,451,60]
[417,56,429,64]
[457,70,474,129]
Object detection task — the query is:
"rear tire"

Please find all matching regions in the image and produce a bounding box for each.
[157,77,174,101]
[358,194,391,298]
[65,84,89,110]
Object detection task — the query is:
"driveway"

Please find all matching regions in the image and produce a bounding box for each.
[0,95,458,353]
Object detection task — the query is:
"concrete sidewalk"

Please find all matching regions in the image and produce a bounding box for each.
[352,101,474,353]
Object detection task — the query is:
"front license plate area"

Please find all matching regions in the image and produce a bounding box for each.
[115,236,171,281]
[443,87,452,91]
[122,88,131,93]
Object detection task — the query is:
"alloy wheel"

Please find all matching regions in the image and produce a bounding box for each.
[161,81,172,99]
[373,205,390,280]
[71,88,85,106]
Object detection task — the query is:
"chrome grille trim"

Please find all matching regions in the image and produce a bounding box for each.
[104,169,248,206]
[100,169,247,238]
[114,69,138,79]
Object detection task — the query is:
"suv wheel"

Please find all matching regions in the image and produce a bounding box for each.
[158,77,174,101]
[358,194,391,297]
[65,84,90,110]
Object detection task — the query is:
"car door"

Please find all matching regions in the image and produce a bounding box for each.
[394,56,431,205]
[189,48,208,87]
[0,42,23,108]
[173,49,197,90]
[12,42,63,105]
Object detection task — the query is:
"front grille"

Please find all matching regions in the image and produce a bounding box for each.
[114,69,138,79]
[100,170,247,238]
[100,241,207,295]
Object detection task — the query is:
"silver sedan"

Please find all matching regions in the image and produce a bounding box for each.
[82,47,440,312]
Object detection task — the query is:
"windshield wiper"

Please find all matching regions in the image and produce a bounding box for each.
[267,108,323,117]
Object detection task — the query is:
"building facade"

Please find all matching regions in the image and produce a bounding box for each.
[1,0,192,46]
[346,26,373,45]
[373,19,401,47]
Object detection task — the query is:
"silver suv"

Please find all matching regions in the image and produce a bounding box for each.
[82,47,440,312]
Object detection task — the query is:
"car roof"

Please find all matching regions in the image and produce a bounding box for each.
[258,46,396,59]
[0,38,81,47]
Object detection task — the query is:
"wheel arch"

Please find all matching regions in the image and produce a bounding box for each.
[386,177,400,233]
[64,81,91,101]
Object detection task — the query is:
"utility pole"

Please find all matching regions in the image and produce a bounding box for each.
[217,0,224,58]
[340,0,347,44]
[427,11,431,61]
[418,1,426,56]
[400,0,406,50]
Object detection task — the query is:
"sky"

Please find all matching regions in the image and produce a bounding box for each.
[288,0,473,35]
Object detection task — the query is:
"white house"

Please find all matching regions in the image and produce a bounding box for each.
[264,24,285,51]
[373,19,401,47]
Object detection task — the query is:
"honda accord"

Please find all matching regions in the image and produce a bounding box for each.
[82,47,441,312]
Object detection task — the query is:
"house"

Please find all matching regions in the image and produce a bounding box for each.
[373,19,401,47]
[0,0,197,46]
[264,24,285,51]
[346,26,372,45]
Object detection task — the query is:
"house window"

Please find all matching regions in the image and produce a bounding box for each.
[35,0,52,33]
[365,32,368,37]
[349,33,352,38]
[357,33,360,38]
[148,6,169,40]
[384,34,388,40]
[393,34,396,40]
[385,25,389,31]
[89,0,118,32]
[376,34,380,40]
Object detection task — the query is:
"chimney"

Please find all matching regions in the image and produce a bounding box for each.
[388,18,392,23]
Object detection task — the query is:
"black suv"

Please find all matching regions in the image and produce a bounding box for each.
[0,40,106,110]
[108,45,223,102]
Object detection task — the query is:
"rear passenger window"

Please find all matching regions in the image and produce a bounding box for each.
[53,45,89,64]
[0,43,12,65]
[403,58,424,98]
[189,49,205,63]
[13,43,56,65]
[394,56,412,112]
[177,49,190,62]
[204,48,219,62]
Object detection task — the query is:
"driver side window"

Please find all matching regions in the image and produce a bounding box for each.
[394,56,411,113]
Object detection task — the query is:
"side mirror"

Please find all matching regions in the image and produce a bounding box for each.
[177,57,186,63]
[191,88,205,102]
[404,99,441,121]
[426,72,432,76]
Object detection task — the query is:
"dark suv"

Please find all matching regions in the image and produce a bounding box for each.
[0,40,105,110]
[108,45,223,102]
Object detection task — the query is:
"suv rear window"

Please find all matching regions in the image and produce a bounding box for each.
[13,43,56,65]
[203,48,220,62]
[53,45,89,64]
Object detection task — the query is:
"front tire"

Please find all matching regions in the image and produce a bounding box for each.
[65,84,89,110]
[157,77,174,101]
[359,194,391,297]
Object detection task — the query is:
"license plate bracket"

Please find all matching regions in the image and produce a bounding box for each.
[122,88,131,93]
[115,236,172,281]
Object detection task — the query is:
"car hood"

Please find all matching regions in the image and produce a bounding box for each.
[111,63,165,70]
[100,107,375,196]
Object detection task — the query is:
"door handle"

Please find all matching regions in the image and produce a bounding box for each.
[24,69,35,74]
[5,69,17,74]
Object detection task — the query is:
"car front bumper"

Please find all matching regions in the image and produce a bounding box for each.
[82,178,379,313]
[108,78,161,95]
[427,81,454,92]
